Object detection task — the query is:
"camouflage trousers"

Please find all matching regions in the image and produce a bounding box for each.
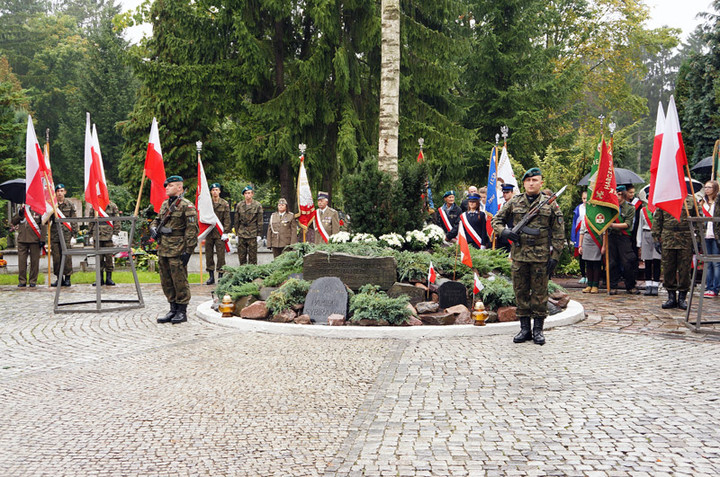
[158,256,191,305]
[97,240,114,272]
[205,236,226,272]
[511,261,549,318]
[237,237,258,265]
[18,242,41,286]
[51,240,73,277]
[661,247,693,292]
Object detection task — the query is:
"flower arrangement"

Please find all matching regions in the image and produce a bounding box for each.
[422,223,446,244]
[378,233,405,249]
[329,231,352,243]
[351,233,378,243]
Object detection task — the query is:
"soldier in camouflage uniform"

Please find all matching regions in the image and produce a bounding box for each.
[607,185,639,295]
[234,185,263,265]
[204,183,231,285]
[652,195,696,310]
[49,184,77,287]
[150,176,199,324]
[11,205,46,287]
[88,200,119,286]
[492,167,566,345]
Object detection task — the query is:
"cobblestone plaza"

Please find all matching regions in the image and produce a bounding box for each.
[1,284,719,476]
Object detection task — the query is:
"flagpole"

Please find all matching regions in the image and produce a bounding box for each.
[197,141,203,284]
[604,231,610,294]
[684,163,701,217]
[44,129,53,287]
[133,171,147,217]
[453,241,458,280]
[712,139,720,183]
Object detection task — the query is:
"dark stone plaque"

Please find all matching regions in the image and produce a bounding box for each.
[303,252,396,290]
[438,281,468,309]
[386,282,427,306]
[303,277,348,325]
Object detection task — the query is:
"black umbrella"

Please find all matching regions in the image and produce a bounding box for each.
[639,178,704,198]
[0,179,25,203]
[690,156,714,175]
[577,167,644,186]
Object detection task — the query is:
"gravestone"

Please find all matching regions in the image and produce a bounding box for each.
[304,277,348,325]
[303,252,396,290]
[438,281,468,309]
[387,282,427,306]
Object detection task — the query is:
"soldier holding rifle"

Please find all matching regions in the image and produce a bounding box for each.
[150,175,198,324]
[492,167,566,345]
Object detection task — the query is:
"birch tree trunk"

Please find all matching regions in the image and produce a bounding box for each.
[378,0,400,180]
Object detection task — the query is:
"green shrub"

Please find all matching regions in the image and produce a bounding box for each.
[548,280,566,294]
[216,263,273,298]
[475,275,516,311]
[349,284,413,325]
[557,256,580,276]
[266,279,312,316]
[224,282,261,301]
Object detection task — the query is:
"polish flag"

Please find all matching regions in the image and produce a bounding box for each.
[458,222,473,268]
[196,155,225,241]
[647,102,665,212]
[145,118,168,213]
[473,272,483,295]
[84,114,110,213]
[25,116,49,215]
[651,96,687,220]
[428,261,437,284]
[296,154,315,230]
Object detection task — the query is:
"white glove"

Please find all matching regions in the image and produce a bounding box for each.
[89,237,94,246]
[221,234,228,241]
[257,236,262,244]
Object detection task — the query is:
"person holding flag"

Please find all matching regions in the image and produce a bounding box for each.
[491,167,566,345]
[202,183,231,285]
[607,186,639,295]
[571,191,588,284]
[451,193,488,248]
[434,190,462,241]
[11,205,46,288]
[313,191,340,243]
[49,183,77,287]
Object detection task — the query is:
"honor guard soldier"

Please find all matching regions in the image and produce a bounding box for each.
[88,200,119,286]
[653,194,696,310]
[492,167,566,345]
[313,191,340,243]
[150,175,198,324]
[205,183,231,284]
[435,190,462,241]
[234,185,264,265]
[49,183,77,287]
[11,205,46,287]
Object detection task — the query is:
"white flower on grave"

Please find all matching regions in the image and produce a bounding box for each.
[422,223,446,242]
[405,229,430,244]
[378,233,405,248]
[351,233,378,243]
[329,231,352,243]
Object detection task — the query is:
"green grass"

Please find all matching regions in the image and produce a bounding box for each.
[0,270,211,285]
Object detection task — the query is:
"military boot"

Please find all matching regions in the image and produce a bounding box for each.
[92,272,104,286]
[172,304,188,324]
[662,291,677,309]
[513,317,533,343]
[158,303,177,323]
[651,286,659,296]
[205,271,215,285]
[62,275,71,287]
[532,317,546,345]
[677,291,688,310]
[105,271,116,286]
[51,275,60,287]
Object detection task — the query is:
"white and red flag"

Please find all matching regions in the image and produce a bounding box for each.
[647,102,665,212]
[196,155,226,247]
[145,118,168,213]
[427,261,437,284]
[458,222,473,268]
[25,116,49,216]
[84,114,110,214]
[296,154,315,230]
[650,96,688,220]
[473,272,483,295]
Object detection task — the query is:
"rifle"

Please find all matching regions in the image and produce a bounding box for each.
[510,185,567,236]
[152,194,184,241]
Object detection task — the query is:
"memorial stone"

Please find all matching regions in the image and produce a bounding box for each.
[438,281,468,309]
[386,282,427,306]
[303,277,348,325]
[303,252,396,290]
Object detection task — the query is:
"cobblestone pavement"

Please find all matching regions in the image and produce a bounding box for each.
[1,284,719,476]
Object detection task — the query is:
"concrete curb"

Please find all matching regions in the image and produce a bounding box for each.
[195,299,585,340]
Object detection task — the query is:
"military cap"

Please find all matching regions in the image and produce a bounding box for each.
[242,185,254,194]
[501,183,515,191]
[616,185,627,192]
[164,175,183,186]
[210,183,221,190]
[443,190,455,198]
[467,193,480,201]
[521,167,542,181]
[55,183,66,191]
[318,191,329,200]
[278,198,288,205]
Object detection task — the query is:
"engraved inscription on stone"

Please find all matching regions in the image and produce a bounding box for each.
[303,277,348,325]
[303,252,397,290]
[438,281,468,309]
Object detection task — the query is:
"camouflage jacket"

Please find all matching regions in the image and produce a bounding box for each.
[206,199,231,239]
[609,201,634,236]
[50,200,77,243]
[652,196,696,250]
[88,201,119,241]
[151,197,199,257]
[234,200,263,238]
[12,209,46,244]
[491,192,566,262]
